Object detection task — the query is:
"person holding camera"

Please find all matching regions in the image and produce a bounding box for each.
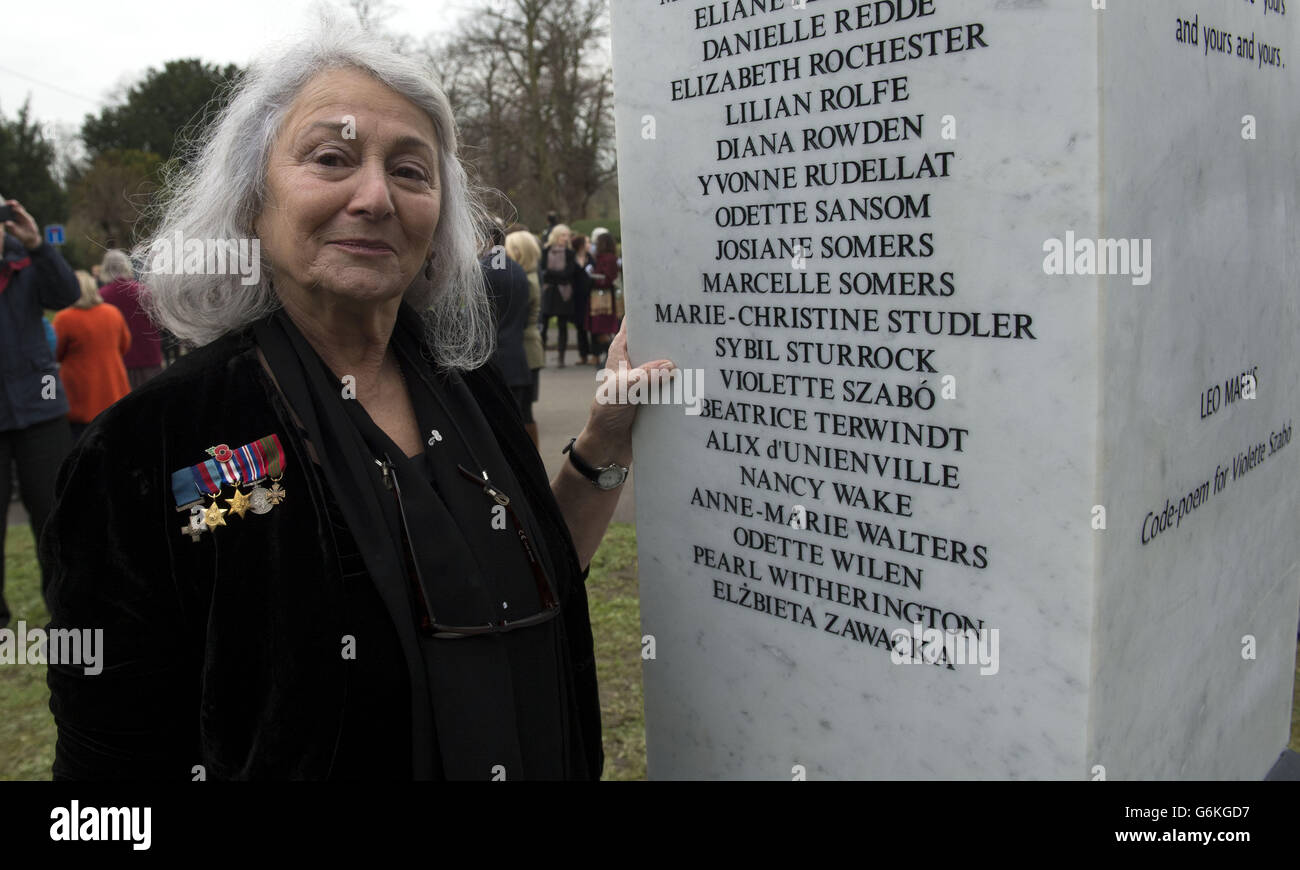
[0,197,80,626]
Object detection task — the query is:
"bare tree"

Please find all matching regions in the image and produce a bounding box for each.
[426,0,616,225]
[347,0,394,28]
[345,0,414,53]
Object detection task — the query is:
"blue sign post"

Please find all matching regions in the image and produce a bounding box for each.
[44,224,65,246]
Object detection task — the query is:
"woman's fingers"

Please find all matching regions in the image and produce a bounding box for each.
[593,318,679,438]
[605,320,629,364]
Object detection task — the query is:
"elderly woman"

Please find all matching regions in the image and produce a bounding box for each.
[42,20,667,781]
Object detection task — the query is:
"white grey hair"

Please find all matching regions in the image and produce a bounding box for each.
[100,249,134,282]
[135,11,493,370]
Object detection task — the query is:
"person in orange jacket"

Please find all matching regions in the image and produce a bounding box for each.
[52,271,131,441]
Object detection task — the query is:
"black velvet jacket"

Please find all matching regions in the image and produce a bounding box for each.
[41,322,603,780]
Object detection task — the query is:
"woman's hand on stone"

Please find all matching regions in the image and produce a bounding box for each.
[586,318,674,451]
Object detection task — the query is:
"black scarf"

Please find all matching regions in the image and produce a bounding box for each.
[252,303,571,780]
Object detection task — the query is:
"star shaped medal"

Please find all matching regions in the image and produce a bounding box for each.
[203,498,229,530]
[171,451,227,536]
[174,435,288,539]
[169,435,289,537]
[211,436,288,515]
[225,487,253,519]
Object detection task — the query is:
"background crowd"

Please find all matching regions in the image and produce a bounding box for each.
[482,216,624,451]
[0,194,621,630]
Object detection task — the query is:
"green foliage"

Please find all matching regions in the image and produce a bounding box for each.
[569,218,621,243]
[0,100,67,230]
[80,59,243,165]
[65,148,164,258]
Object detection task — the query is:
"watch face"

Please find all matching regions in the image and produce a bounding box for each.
[597,466,624,489]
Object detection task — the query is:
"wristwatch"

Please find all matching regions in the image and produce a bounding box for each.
[563,437,628,490]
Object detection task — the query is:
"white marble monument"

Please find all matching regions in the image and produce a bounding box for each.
[611,0,1299,779]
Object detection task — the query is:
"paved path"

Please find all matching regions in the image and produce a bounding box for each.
[533,345,637,526]
[6,496,29,533]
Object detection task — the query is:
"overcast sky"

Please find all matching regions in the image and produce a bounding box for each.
[5,0,471,132]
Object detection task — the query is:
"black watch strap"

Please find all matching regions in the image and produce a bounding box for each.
[563,437,627,489]
[562,436,598,478]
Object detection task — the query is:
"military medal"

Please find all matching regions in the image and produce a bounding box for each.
[246,436,286,508]
[172,434,288,537]
[208,443,247,519]
[257,435,287,507]
[181,507,207,542]
[212,435,287,513]
[203,498,229,530]
[225,487,253,519]
[248,485,273,515]
[176,456,226,537]
[210,443,239,483]
[249,436,286,504]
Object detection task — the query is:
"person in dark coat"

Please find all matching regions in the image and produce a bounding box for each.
[570,234,593,366]
[539,211,558,252]
[41,18,672,780]
[0,196,79,626]
[539,224,579,367]
[481,227,535,421]
[587,231,623,367]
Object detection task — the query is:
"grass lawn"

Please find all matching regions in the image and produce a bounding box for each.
[3,522,1298,780]
[0,522,645,781]
[0,527,55,781]
[585,523,647,780]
